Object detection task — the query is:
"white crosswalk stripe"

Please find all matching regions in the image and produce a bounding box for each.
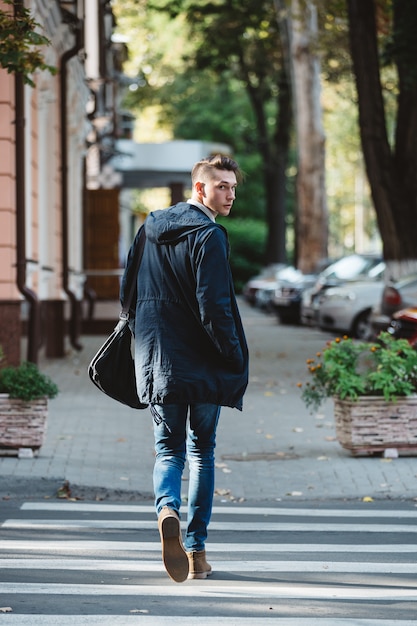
[2,615,416,626]
[1,501,416,624]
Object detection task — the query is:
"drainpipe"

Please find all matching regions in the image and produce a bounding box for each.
[60,21,83,351]
[14,3,40,365]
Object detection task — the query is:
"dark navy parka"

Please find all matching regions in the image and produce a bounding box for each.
[120,202,249,410]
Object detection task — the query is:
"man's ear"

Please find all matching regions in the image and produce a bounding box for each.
[195,181,205,197]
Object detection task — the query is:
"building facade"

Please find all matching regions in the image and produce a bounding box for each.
[0,0,125,364]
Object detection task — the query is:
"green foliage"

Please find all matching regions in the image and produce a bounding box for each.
[0,0,56,87]
[0,362,58,401]
[219,218,267,292]
[154,69,267,221]
[301,332,417,413]
[116,0,291,263]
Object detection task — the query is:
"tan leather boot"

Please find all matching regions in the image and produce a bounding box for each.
[158,506,189,583]
[187,550,212,579]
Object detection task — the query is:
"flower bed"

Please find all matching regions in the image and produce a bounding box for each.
[301,332,417,412]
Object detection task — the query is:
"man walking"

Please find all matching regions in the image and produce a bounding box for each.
[121,154,249,582]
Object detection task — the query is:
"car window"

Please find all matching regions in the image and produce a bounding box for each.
[367,262,385,278]
[321,255,378,280]
[396,275,417,289]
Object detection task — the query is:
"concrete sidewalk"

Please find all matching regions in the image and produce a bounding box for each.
[1,299,417,503]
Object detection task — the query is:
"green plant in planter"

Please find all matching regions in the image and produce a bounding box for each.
[300,332,417,413]
[0,362,58,402]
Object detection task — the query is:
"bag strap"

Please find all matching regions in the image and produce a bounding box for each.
[121,228,146,319]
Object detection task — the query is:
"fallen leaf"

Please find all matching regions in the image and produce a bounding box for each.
[56,480,71,499]
[362,496,374,502]
[215,488,230,496]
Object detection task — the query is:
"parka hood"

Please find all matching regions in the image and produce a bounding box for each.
[145,202,215,245]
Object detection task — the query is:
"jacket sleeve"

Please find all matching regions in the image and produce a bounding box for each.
[120,225,144,319]
[194,227,246,372]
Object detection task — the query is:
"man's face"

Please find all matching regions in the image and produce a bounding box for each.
[197,170,237,217]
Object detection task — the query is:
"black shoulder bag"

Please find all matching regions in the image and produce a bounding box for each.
[88,229,148,409]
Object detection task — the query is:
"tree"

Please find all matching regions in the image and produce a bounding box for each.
[0,0,56,87]
[347,0,417,278]
[275,0,328,273]
[153,69,267,221]
[138,0,293,265]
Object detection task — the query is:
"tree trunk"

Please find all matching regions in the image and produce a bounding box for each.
[347,0,417,278]
[243,59,291,266]
[265,68,292,265]
[281,0,328,274]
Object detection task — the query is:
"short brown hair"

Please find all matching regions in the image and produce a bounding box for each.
[191,154,243,185]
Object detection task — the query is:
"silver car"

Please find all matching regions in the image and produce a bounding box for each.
[317,273,385,339]
[301,254,384,328]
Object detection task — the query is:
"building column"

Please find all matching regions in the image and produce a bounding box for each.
[0,301,22,366]
[42,300,65,358]
[170,182,184,205]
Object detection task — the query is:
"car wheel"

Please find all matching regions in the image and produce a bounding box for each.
[352,310,372,340]
[278,311,298,325]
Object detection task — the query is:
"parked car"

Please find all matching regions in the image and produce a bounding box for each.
[269,259,334,324]
[316,277,385,339]
[242,264,286,307]
[370,273,417,336]
[255,266,303,313]
[272,272,319,324]
[387,307,417,345]
[300,254,384,327]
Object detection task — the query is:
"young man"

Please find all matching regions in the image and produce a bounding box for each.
[121,154,249,582]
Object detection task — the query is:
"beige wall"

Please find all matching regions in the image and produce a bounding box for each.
[0,69,19,301]
[0,0,120,361]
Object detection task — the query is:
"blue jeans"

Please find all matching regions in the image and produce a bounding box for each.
[151,403,221,552]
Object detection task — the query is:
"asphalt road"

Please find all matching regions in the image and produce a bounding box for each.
[1,497,417,624]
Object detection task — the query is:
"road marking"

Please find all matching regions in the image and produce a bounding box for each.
[2,540,417,553]
[20,502,417,518]
[1,617,416,626]
[2,502,417,623]
[3,518,417,532]
[2,581,417,600]
[0,558,416,574]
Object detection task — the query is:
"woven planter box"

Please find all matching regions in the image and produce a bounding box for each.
[333,395,417,455]
[0,394,48,450]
